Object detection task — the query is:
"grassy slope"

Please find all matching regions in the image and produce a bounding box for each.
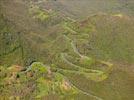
[0,0,134,100]
[43,0,134,20]
[80,14,134,63]
[0,62,79,99]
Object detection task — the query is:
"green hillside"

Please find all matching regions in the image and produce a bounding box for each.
[0,0,134,100]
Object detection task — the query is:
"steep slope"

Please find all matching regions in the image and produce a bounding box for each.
[40,0,134,20]
[0,0,64,66]
[0,0,134,100]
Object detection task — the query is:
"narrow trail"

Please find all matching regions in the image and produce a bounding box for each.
[61,53,104,74]
[63,34,83,57]
[63,23,77,34]
[61,35,111,73]
[23,63,103,100]
[23,32,112,99]
[58,72,103,100]
[61,53,81,70]
[71,41,83,57]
